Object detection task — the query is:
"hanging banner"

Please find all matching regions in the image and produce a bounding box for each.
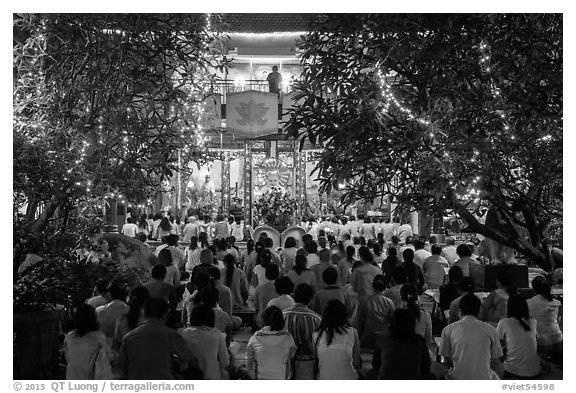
[227,91,278,139]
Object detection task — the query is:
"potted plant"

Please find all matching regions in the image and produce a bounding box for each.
[254,188,299,233]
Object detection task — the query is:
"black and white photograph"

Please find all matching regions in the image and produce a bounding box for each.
[10,4,566,386]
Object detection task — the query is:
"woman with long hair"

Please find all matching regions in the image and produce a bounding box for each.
[527,276,562,359]
[252,249,273,287]
[337,245,356,286]
[280,237,298,274]
[287,254,317,292]
[221,253,249,309]
[370,308,432,379]
[185,236,202,273]
[238,239,255,270]
[138,214,150,236]
[64,304,109,379]
[400,249,425,294]
[313,299,361,379]
[439,266,464,319]
[158,248,180,288]
[482,270,518,325]
[244,241,265,285]
[400,283,432,347]
[496,295,541,378]
[156,216,174,239]
[246,306,296,379]
[112,287,150,351]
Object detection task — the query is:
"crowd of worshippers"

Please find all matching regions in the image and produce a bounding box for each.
[63,215,563,380]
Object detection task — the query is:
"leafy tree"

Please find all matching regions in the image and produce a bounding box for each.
[13,14,226,254]
[285,14,562,270]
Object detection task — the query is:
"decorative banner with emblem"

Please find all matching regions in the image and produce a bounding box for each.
[227,91,279,139]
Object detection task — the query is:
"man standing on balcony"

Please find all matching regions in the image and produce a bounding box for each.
[267,66,282,95]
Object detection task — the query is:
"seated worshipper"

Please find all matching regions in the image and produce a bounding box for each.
[439,293,504,380]
[158,247,180,289]
[439,266,464,320]
[453,243,478,277]
[283,284,322,379]
[400,248,426,294]
[227,236,241,261]
[383,266,408,309]
[182,216,200,242]
[251,249,274,288]
[191,248,218,291]
[143,264,177,311]
[350,246,381,299]
[352,274,395,349]
[287,254,318,292]
[165,234,185,271]
[303,241,320,268]
[398,235,415,263]
[214,238,229,264]
[372,243,385,267]
[413,239,432,268]
[200,287,235,345]
[369,309,433,380]
[112,286,150,351]
[254,264,281,328]
[208,267,233,315]
[448,276,477,324]
[213,214,230,241]
[263,237,283,268]
[496,296,541,379]
[96,281,129,341]
[86,238,113,264]
[267,276,296,311]
[313,299,362,380]
[181,304,230,380]
[119,299,198,380]
[423,245,449,289]
[441,237,459,266]
[185,236,202,273]
[311,249,333,291]
[86,279,110,309]
[312,266,355,317]
[527,276,563,360]
[221,253,249,309]
[482,270,518,326]
[64,304,110,380]
[244,241,263,285]
[381,247,400,281]
[246,306,296,380]
[337,245,356,286]
[239,239,256,270]
[280,237,299,274]
[401,283,432,347]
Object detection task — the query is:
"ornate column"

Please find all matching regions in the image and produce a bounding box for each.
[221,151,231,213]
[244,142,253,226]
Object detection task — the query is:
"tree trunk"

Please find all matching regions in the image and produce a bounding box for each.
[29,196,61,237]
[455,204,551,271]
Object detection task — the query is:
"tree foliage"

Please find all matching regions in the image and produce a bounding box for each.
[13,14,227,245]
[285,14,562,270]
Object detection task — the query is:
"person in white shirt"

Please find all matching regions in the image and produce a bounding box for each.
[439,293,503,380]
[307,217,319,241]
[496,296,541,378]
[441,238,459,266]
[397,222,413,244]
[267,277,296,311]
[413,239,432,268]
[230,217,244,241]
[380,219,395,243]
[422,245,449,289]
[526,276,562,359]
[338,216,353,242]
[360,217,375,241]
[182,216,200,242]
[398,236,415,263]
[121,217,139,238]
